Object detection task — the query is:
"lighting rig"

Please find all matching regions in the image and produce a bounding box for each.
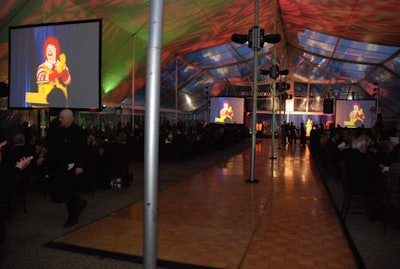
[231,22,282,181]
[260,64,288,79]
[277,82,292,100]
[260,65,291,99]
[231,26,281,50]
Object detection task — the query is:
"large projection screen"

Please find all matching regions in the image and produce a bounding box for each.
[8,19,102,110]
[210,97,245,124]
[335,99,376,128]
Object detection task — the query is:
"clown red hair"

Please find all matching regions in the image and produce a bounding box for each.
[43,36,61,59]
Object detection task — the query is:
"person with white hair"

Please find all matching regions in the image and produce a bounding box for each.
[352,134,371,154]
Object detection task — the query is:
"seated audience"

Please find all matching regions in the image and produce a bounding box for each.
[340,134,384,219]
[1,140,33,246]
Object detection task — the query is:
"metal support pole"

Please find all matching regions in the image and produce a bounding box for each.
[131,34,136,134]
[39,109,47,138]
[143,1,164,268]
[175,58,179,125]
[246,0,260,183]
[270,0,278,160]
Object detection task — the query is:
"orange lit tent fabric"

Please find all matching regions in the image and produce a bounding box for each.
[0,0,399,120]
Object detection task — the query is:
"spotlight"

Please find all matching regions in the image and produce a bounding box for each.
[231,26,281,50]
[277,82,291,92]
[264,34,281,44]
[260,65,289,79]
[248,27,264,49]
[231,34,248,44]
[278,93,293,100]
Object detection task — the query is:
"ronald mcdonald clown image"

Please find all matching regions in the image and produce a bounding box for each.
[26,36,71,106]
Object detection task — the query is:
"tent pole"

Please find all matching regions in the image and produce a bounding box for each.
[270,0,278,160]
[131,34,136,134]
[143,1,164,268]
[175,57,178,125]
[247,0,260,183]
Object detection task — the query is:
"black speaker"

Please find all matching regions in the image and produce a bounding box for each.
[0,82,8,98]
[245,98,253,112]
[323,99,334,114]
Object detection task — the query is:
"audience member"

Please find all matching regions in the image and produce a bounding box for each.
[1,133,35,172]
[20,122,32,146]
[340,134,384,219]
[309,125,320,153]
[281,122,288,145]
[321,129,342,179]
[299,122,306,147]
[109,130,130,188]
[1,140,33,246]
[288,122,297,144]
[389,131,400,165]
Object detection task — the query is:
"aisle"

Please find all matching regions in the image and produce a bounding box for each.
[48,140,357,268]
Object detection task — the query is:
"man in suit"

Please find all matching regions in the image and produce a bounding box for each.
[45,109,87,227]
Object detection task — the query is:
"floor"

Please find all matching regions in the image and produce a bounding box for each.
[46,140,357,268]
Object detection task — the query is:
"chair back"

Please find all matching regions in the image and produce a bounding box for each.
[384,171,400,208]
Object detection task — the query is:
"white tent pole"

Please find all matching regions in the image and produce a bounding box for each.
[143,1,164,268]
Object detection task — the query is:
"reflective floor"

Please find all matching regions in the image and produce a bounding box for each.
[50,140,357,268]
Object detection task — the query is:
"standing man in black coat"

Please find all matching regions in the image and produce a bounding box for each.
[44,109,87,227]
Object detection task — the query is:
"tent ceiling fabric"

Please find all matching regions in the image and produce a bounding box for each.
[1,0,399,121]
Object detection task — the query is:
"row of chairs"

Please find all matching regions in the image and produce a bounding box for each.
[339,160,400,234]
[339,161,369,221]
[382,170,400,234]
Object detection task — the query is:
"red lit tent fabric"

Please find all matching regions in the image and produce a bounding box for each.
[0,0,399,121]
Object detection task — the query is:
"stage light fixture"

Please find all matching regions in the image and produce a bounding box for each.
[278,93,293,100]
[231,26,281,50]
[231,34,248,44]
[277,82,291,92]
[260,65,289,79]
[372,82,380,98]
[264,34,281,44]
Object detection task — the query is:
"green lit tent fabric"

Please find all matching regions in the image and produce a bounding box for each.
[1,0,399,123]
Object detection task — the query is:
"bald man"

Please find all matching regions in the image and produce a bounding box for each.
[45,109,88,227]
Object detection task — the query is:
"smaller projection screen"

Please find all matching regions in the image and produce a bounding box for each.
[8,19,102,110]
[335,99,376,128]
[210,97,245,124]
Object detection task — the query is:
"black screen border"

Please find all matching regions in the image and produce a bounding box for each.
[209,96,245,124]
[8,18,102,111]
[334,99,376,129]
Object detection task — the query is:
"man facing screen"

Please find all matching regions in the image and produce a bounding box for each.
[27,36,72,107]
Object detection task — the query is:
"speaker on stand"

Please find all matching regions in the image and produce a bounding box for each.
[323,98,334,114]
